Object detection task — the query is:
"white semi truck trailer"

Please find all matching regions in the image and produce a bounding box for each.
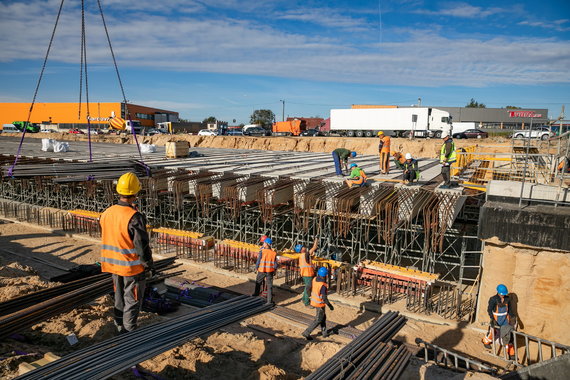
[330,107,452,138]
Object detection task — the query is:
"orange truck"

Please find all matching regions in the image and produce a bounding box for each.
[272,119,307,136]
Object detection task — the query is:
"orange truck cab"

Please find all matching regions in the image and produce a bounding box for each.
[272,119,307,136]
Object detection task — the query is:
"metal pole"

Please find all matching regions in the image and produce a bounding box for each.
[518,117,533,207]
[280,99,285,122]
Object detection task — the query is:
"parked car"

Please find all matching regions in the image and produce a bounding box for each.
[197,129,218,136]
[143,128,163,136]
[300,128,323,137]
[227,128,244,136]
[68,128,84,134]
[511,127,553,140]
[40,128,54,133]
[452,129,488,139]
[243,127,271,136]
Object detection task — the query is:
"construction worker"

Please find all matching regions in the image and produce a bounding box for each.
[393,152,407,170]
[100,172,154,334]
[378,131,391,174]
[558,156,570,173]
[295,239,318,306]
[302,267,334,340]
[439,131,456,189]
[402,153,420,185]
[332,148,357,176]
[345,163,367,188]
[482,284,516,359]
[253,237,278,305]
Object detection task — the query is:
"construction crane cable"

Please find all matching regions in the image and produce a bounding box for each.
[7,0,66,177]
[80,0,93,162]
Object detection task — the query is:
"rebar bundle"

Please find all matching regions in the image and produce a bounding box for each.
[0,258,178,340]
[16,296,272,380]
[306,311,410,380]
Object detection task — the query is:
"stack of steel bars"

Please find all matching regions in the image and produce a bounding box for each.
[16,296,272,380]
[306,311,410,380]
[2,159,150,182]
[0,258,179,340]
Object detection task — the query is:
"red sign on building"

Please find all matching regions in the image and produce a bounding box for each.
[509,111,542,118]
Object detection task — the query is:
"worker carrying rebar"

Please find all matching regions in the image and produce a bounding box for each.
[253,237,278,305]
[302,267,334,340]
[392,152,407,170]
[295,239,318,306]
[332,148,357,176]
[378,131,391,174]
[482,284,516,360]
[402,153,420,185]
[439,132,456,189]
[345,163,367,188]
[100,172,154,334]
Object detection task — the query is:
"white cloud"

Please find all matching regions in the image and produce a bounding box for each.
[0,0,569,89]
[277,8,372,32]
[415,2,504,18]
[518,19,570,32]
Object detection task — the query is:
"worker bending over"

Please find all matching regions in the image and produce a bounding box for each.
[100,172,154,334]
[332,148,357,176]
[393,152,406,170]
[295,239,318,306]
[345,163,367,188]
[253,238,278,305]
[378,131,391,174]
[402,153,420,185]
[439,132,456,189]
[302,267,334,340]
[482,284,516,360]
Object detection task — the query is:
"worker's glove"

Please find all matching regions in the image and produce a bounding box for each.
[328,304,334,311]
[146,267,157,279]
[490,319,498,328]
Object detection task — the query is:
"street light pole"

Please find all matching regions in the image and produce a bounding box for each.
[280,99,285,122]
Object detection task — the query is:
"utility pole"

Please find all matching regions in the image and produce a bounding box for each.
[418,97,422,107]
[280,99,285,122]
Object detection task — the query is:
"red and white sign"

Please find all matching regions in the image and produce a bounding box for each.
[509,111,542,118]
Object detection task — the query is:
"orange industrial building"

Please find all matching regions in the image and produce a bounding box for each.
[0,102,179,129]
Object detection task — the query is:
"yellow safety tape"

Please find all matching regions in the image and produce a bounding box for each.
[68,210,102,219]
[151,227,203,239]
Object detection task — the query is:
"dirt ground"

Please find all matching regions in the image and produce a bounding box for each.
[6,132,513,158]
[0,220,506,379]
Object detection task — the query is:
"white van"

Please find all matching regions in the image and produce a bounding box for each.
[2,124,21,133]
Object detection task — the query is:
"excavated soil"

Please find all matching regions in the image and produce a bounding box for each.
[0,221,507,379]
[7,132,512,158]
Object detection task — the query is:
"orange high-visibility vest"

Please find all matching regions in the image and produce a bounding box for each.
[100,205,144,276]
[258,248,277,273]
[381,136,391,153]
[310,279,328,308]
[299,253,314,277]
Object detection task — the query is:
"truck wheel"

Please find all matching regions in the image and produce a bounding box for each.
[356,130,364,137]
[541,134,548,140]
[347,130,355,137]
[365,130,373,137]
[435,131,442,138]
[514,134,524,139]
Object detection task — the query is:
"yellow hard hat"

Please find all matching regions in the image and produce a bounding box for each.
[116,172,141,196]
[377,131,384,136]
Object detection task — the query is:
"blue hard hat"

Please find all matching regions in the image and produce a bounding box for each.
[349,163,357,168]
[497,284,508,296]
[264,237,273,245]
[294,244,303,253]
[317,267,328,277]
[351,151,357,158]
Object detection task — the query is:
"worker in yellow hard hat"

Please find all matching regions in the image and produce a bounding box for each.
[378,131,391,174]
[100,172,154,334]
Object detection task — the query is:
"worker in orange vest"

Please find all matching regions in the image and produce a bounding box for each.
[253,238,278,305]
[482,284,516,360]
[100,172,154,334]
[302,267,334,340]
[378,131,391,174]
[295,239,318,306]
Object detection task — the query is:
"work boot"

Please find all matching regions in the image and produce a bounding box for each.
[483,344,492,349]
[321,329,329,338]
[440,185,450,189]
[302,332,313,341]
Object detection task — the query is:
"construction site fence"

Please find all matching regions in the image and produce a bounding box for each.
[489,326,570,367]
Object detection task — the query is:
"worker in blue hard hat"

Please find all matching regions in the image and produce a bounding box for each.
[295,239,319,306]
[345,163,368,188]
[302,266,334,340]
[252,237,278,305]
[482,284,516,359]
[332,148,357,176]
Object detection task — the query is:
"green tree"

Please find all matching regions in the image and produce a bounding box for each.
[250,109,275,127]
[466,98,486,108]
[202,116,217,123]
[505,105,521,109]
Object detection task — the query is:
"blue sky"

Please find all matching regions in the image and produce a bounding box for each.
[0,0,569,124]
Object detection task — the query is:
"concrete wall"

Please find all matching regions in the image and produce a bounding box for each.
[476,239,570,345]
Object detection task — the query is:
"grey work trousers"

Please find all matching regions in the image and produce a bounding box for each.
[253,272,274,303]
[303,307,327,336]
[112,273,146,332]
[441,165,451,186]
